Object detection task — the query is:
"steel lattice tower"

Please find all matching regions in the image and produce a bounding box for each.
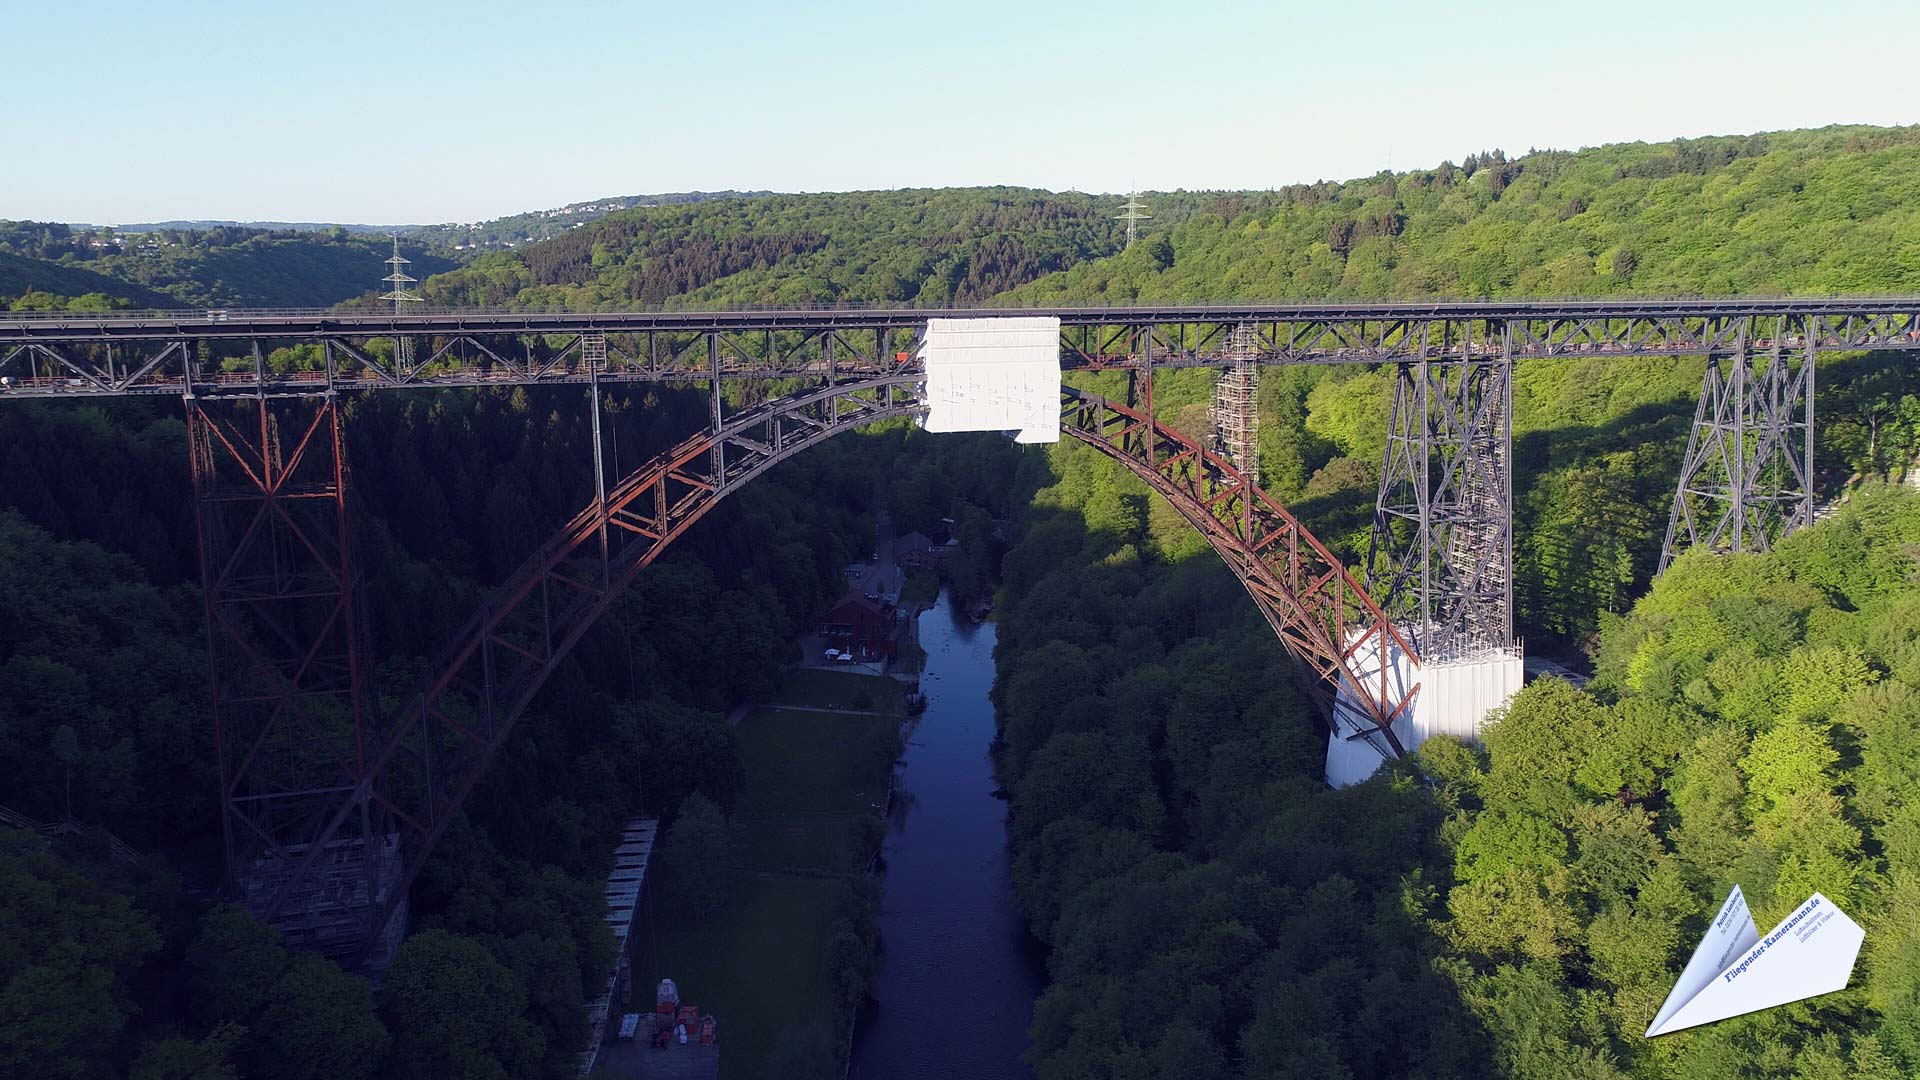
[1114,191,1150,248]
[380,237,423,367]
[1660,318,1815,570]
[1369,321,1515,659]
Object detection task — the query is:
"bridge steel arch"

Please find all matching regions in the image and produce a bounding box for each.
[1059,386,1418,756]
[209,371,1419,969]
[248,376,921,966]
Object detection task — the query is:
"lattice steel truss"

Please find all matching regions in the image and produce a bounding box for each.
[1659,320,1815,570]
[1209,324,1261,478]
[1369,322,1514,659]
[187,396,400,968]
[4,299,1917,399]
[249,376,920,968]
[1062,386,1417,756]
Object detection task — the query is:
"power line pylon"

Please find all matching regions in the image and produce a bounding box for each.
[1114,191,1150,248]
[380,236,423,367]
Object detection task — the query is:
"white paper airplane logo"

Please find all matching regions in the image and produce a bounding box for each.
[1645,885,1865,1037]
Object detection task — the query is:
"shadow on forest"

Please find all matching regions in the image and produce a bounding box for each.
[998,498,1493,1076]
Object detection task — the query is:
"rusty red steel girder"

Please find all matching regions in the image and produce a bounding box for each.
[187,397,395,962]
[249,376,920,964]
[231,372,1416,965]
[1059,386,1419,755]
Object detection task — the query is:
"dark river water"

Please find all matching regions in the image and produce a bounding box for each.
[848,592,1045,1080]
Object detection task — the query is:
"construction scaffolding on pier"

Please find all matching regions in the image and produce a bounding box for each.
[1210,324,1261,478]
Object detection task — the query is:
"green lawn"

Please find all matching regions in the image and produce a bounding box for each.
[772,667,905,713]
[738,708,898,817]
[632,671,900,1079]
[633,872,841,1080]
[899,570,941,607]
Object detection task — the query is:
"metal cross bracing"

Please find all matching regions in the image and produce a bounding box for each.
[186,394,400,967]
[8,296,1899,970]
[253,375,921,969]
[6,299,1920,398]
[1060,386,1417,757]
[1368,321,1515,660]
[1660,317,1816,570]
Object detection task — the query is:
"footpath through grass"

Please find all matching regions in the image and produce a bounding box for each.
[634,669,902,1080]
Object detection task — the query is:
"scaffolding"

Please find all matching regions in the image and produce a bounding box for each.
[1210,323,1260,479]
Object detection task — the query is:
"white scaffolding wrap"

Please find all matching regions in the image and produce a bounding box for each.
[918,317,1061,444]
[1326,634,1525,787]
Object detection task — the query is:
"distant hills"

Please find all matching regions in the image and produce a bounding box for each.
[402,191,775,251]
[0,221,454,310]
[101,220,405,234]
[11,125,1920,313]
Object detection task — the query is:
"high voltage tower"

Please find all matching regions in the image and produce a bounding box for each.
[380,236,423,365]
[1114,190,1150,247]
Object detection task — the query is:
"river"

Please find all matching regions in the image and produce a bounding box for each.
[848,591,1045,1079]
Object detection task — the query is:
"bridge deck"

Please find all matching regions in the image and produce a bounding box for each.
[3,299,1915,399]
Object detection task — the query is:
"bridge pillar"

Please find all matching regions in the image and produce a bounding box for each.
[1368,321,1516,658]
[1659,319,1815,570]
[187,395,402,971]
[1339,321,1522,784]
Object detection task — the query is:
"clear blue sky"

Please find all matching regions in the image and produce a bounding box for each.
[6,0,1916,225]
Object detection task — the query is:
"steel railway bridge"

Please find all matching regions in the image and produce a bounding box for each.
[4,297,1911,969]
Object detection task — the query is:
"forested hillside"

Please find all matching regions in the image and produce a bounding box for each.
[405,191,771,252]
[983,125,1920,1080]
[992,416,1920,1080]
[418,187,1124,308]
[0,221,453,309]
[1002,127,1920,647]
[11,124,1920,1080]
[0,384,1015,1078]
[993,441,1487,1078]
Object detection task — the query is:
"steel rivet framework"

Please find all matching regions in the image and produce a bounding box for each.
[256,375,921,969]
[1659,315,1816,570]
[1368,320,1515,659]
[187,392,400,968]
[1061,386,1417,756]
[6,298,1911,969]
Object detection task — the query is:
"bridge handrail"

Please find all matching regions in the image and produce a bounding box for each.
[7,293,1920,325]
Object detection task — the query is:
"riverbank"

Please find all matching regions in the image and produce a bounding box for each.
[631,670,904,1080]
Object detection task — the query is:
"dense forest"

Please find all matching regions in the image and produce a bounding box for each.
[991,433,1920,1078]
[404,191,771,253]
[8,123,1920,1079]
[0,221,453,309]
[417,187,1127,309]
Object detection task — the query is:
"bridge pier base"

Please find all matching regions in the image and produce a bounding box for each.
[1346,322,1523,783]
[1660,323,1815,570]
[1329,638,1524,786]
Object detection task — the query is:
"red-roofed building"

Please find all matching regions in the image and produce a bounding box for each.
[820,595,904,661]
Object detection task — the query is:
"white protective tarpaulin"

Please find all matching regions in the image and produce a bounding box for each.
[1326,633,1524,787]
[918,317,1061,444]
